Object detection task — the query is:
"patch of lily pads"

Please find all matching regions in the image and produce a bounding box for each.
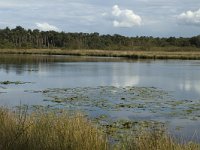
[36,86,200,121]
[93,114,166,140]
[0,80,32,85]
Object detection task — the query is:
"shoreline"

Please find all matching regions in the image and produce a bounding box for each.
[1,49,200,59]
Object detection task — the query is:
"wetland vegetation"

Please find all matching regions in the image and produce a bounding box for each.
[2,49,200,60]
[1,84,200,149]
[0,81,32,85]
[0,107,199,150]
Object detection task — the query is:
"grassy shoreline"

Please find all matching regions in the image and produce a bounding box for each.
[1,48,200,59]
[0,107,199,150]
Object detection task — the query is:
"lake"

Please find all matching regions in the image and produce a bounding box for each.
[0,54,200,142]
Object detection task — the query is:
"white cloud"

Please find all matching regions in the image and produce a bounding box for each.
[177,9,200,26]
[35,22,59,31]
[101,12,108,17]
[111,5,142,28]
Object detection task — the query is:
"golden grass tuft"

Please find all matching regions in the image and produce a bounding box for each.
[117,129,200,150]
[0,108,108,150]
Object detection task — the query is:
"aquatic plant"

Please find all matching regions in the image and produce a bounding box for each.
[0,81,31,85]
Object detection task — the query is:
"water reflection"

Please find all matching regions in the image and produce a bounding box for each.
[0,54,138,74]
[179,80,200,99]
[1,54,200,101]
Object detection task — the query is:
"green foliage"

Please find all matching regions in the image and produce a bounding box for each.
[0,26,200,50]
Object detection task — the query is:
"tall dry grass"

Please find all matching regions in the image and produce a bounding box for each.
[0,107,199,150]
[0,108,108,150]
[117,129,200,150]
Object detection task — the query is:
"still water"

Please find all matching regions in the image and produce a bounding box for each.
[0,54,200,141]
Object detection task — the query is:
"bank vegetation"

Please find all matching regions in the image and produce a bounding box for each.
[0,107,199,150]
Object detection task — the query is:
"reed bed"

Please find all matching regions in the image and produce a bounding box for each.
[1,48,200,59]
[0,108,108,150]
[117,130,200,150]
[0,107,199,150]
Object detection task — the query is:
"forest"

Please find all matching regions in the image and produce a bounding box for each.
[0,26,200,50]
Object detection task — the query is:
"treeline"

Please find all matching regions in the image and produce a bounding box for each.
[0,26,200,50]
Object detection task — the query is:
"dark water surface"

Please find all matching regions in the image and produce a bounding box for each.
[0,54,200,142]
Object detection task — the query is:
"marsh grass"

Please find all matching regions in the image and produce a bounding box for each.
[1,48,200,59]
[0,107,199,150]
[0,108,108,150]
[117,129,200,150]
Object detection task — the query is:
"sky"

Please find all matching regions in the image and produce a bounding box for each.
[0,0,200,37]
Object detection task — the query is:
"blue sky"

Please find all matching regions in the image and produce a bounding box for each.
[0,0,200,37]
